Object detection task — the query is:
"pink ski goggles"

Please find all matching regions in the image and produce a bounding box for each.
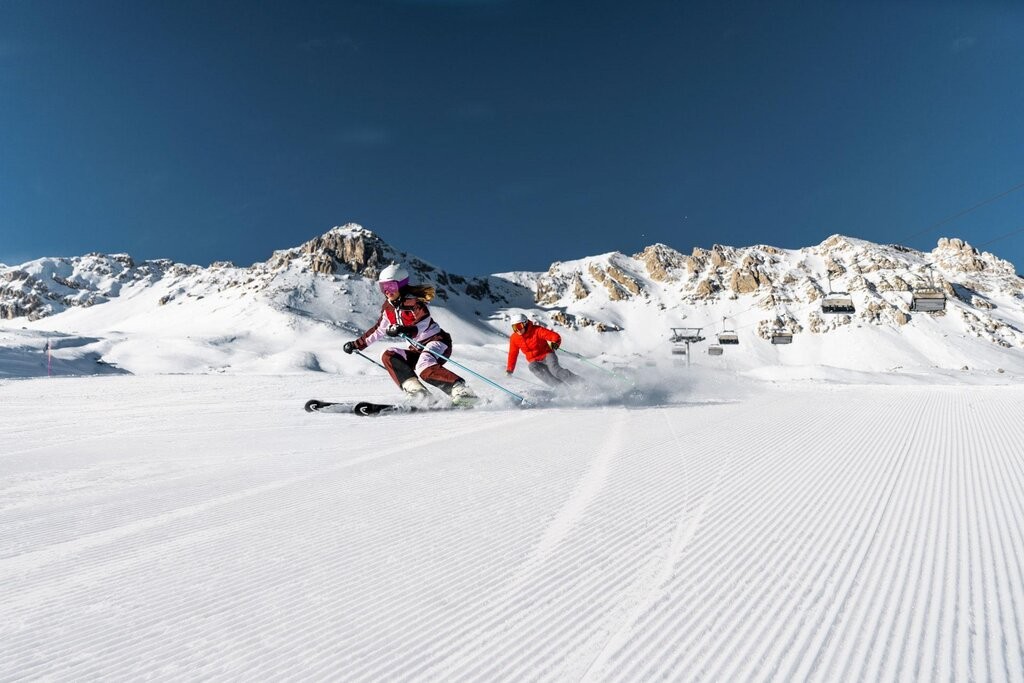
[378,279,406,295]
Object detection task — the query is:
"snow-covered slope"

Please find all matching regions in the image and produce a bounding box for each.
[3,374,1023,680]
[2,225,1023,379]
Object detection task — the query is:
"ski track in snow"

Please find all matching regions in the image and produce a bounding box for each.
[2,376,1024,681]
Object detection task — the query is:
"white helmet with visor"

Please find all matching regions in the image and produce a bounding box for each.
[378,264,410,296]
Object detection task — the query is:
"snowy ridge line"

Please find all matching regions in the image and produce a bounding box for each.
[606,393,918,679]
[393,404,753,681]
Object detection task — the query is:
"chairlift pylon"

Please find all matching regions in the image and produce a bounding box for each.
[669,327,705,366]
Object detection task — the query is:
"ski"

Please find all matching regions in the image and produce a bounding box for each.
[304,399,460,415]
[354,401,406,415]
[353,400,477,415]
[304,399,351,413]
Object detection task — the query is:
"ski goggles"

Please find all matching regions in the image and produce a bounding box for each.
[378,280,403,296]
[512,322,528,334]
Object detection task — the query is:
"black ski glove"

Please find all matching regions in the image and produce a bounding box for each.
[386,324,417,337]
[343,341,356,354]
[548,340,560,351]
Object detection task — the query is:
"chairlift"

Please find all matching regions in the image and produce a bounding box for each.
[910,265,947,313]
[771,330,793,345]
[910,286,946,312]
[821,275,855,314]
[821,291,855,314]
[717,330,739,345]
[708,345,724,356]
[717,317,739,345]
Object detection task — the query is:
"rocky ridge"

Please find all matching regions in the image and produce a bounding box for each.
[528,234,1024,348]
[2,226,1023,354]
[0,224,513,321]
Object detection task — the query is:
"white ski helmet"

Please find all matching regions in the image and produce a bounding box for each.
[511,313,529,328]
[378,264,409,286]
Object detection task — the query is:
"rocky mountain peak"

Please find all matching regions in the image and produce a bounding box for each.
[932,237,1015,275]
[634,243,686,282]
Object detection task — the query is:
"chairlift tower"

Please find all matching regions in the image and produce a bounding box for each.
[670,327,705,367]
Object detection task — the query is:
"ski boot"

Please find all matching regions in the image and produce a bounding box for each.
[449,381,478,408]
[402,377,432,405]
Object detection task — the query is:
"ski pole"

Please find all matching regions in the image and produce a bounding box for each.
[505,371,552,390]
[401,335,531,405]
[355,349,387,370]
[559,348,634,385]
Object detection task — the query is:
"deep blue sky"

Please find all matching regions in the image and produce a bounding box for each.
[2,0,1023,275]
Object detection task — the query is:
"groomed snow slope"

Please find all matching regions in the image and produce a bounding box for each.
[2,374,1023,681]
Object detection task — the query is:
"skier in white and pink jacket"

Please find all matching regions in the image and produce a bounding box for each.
[343,264,477,406]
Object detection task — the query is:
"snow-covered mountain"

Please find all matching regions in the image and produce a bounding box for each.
[2,224,1023,378]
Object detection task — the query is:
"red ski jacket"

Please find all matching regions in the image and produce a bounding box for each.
[507,323,561,372]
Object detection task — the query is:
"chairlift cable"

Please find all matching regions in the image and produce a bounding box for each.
[896,178,1024,245]
[975,224,1024,250]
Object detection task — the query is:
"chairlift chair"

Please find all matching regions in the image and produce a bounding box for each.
[770,330,793,344]
[717,316,739,345]
[910,286,946,312]
[708,345,724,356]
[717,330,739,345]
[821,291,855,314]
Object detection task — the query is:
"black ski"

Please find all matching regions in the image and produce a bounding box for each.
[304,399,447,416]
[304,399,347,413]
[353,401,405,415]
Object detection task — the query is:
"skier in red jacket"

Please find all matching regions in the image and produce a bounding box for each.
[343,264,477,405]
[505,313,581,387]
